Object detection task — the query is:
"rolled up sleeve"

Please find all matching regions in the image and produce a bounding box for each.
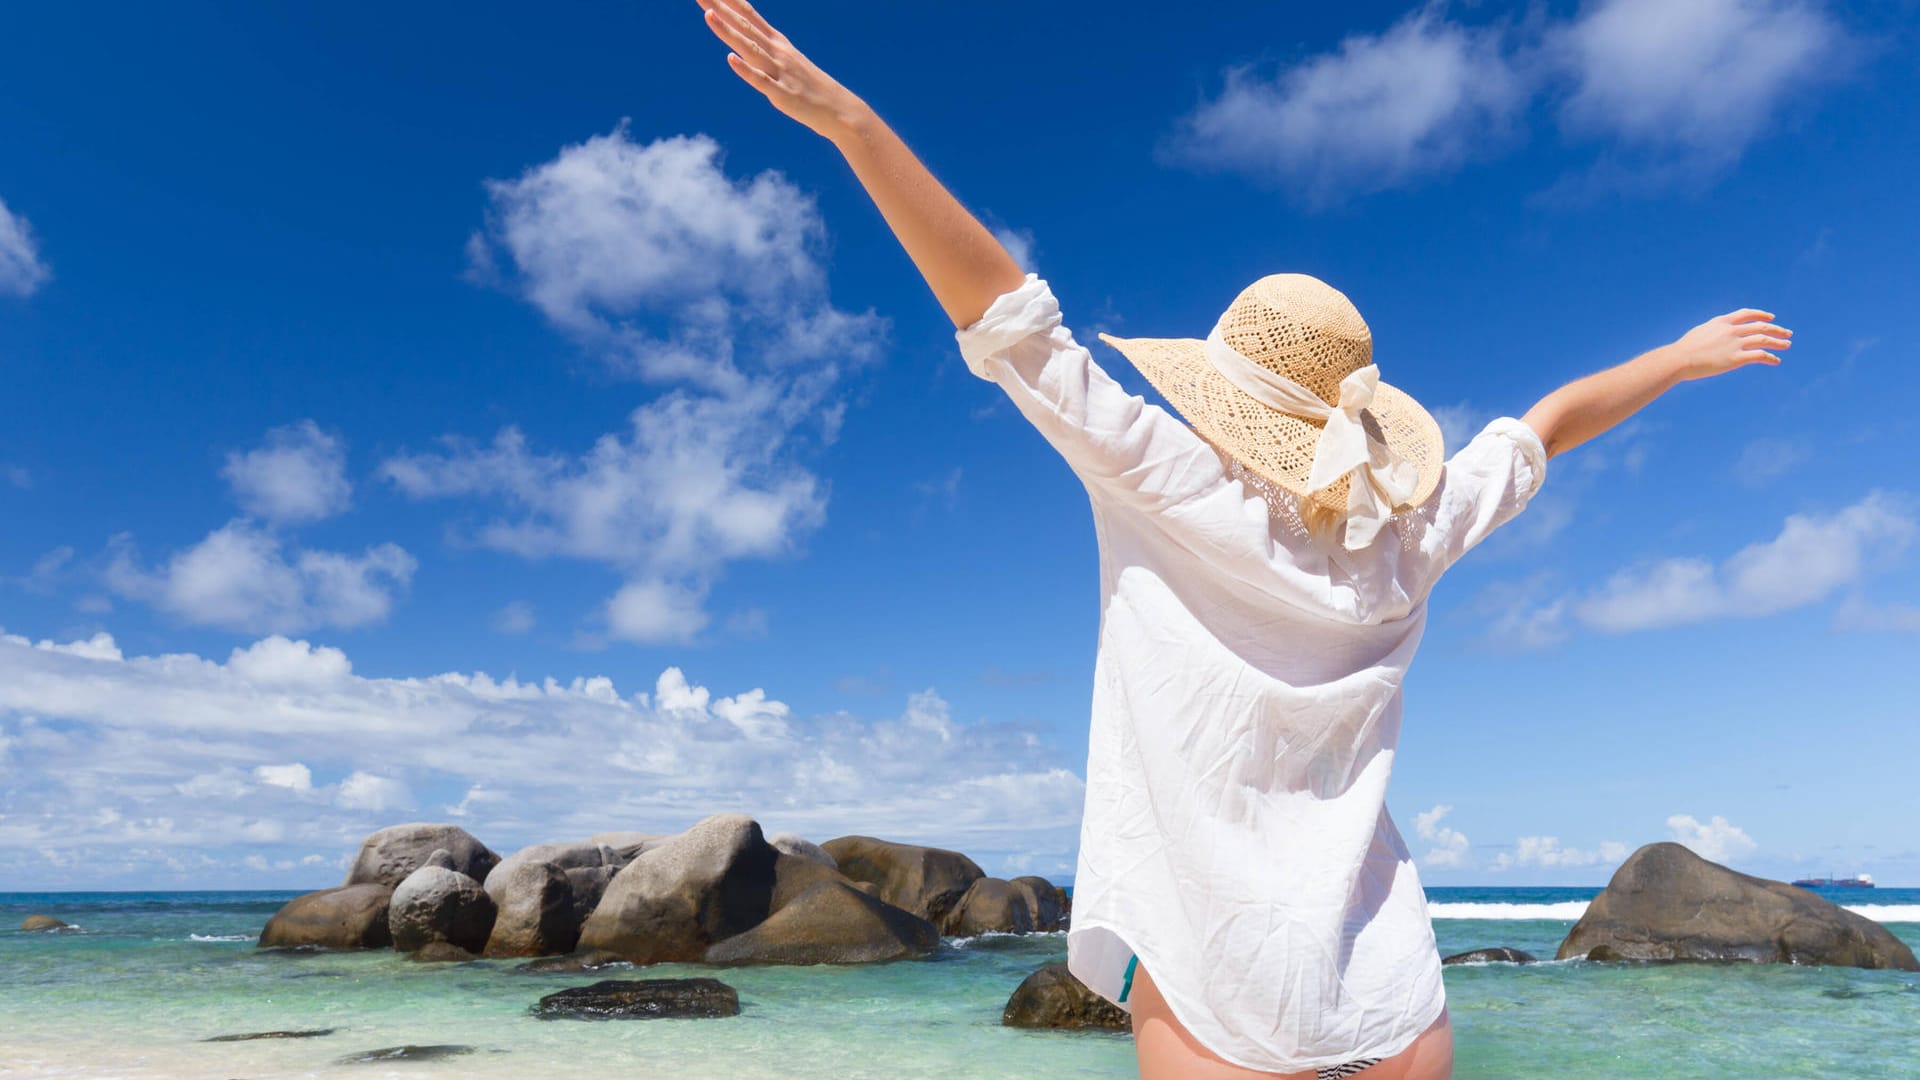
[1421,416,1549,574]
[956,274,1220,504]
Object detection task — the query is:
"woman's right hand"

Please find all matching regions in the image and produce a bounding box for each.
[696,0,871,143]
[1668,309,1793,381]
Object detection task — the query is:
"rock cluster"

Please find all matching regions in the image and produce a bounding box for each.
[257,815,1068,968]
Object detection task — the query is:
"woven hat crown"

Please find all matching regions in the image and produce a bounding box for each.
[1216,274,1373,406]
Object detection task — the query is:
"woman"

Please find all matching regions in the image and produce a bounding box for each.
[695,3,1791,1077]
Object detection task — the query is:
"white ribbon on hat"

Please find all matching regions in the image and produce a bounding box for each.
[1203,322,1419,549]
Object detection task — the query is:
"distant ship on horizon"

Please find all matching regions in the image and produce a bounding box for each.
[1791,872,1875,889]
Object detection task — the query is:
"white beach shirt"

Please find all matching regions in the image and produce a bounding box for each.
[956,274,1548,1072]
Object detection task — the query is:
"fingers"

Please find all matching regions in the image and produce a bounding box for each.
[1738,349,1783,366]
[725,50,777,93]
[705,7,778,65]
[717,0,783,40]
[1741,332,1792,351]
[1723,308,1777,325]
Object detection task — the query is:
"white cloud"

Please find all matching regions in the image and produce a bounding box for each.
[1552,0,1843,161]
[107,521,416,634]
[1414,803,1472,868]
[253,763,313,792]
[992,227,1036,274]
[491,601,535,635]
[1491,835,1630,870]
[1666,813,1757,865]
[225,636,352,685]
[0,195,51,298]
[336,771,411,812]
[221,421,352,525]
[0,628,1086,887]
[1834,595,1920,633]
[469,125,884,387]
[606,579,711,644]
[1164,9,1525,200]
[1575,492,1914,632]
[1485,492,1915,644]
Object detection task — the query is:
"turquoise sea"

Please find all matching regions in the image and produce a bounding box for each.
[2,887,1916,1078]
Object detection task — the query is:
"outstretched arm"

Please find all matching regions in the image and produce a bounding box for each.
[696,0,1026,329]
[1521,309,1792,458]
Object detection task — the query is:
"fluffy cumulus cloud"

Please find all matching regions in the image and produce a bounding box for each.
[0,627,1086,887]
[106,522,416,634]
[1164,0,1850,199]
[1552,0,1843,161]
[1414,803,1472,868]
[1481,491,1915,646]
[410,126,886,641]
[1666,813,1757,864]
[0,195,51,297]
[1164,9,1523,201]
[221,420,352,525]
[467,125,885,388]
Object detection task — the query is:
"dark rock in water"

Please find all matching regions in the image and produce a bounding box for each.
[576,813,778,964]
[19,915,70,931]
[1442,947,1536,965]
[533,978,740,1020]
[704,879,938,965]
[408,941,480,963]
[390,864,496,953]
[335,1044,475,1063]
[1011,876,1068,932]
[345,824,500,889]
[258,885,394,949]
[945,877,1035,936]
[203,1029,339,1042]
[819,835,985,929]
[1002,961,1130,1031]
[1556,842,1919,971]
[516,950,632,974]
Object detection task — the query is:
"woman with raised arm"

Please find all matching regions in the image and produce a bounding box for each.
[694,3,1790,1077]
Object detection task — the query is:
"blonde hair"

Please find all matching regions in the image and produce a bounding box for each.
[1296,493,1348,549]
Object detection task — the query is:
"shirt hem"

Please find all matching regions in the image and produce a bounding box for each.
[1070,914,1449,1074]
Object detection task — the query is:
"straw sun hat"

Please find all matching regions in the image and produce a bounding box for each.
[1097,274,1445,549]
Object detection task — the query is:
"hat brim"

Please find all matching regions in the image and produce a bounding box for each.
[1096,332,1445,515]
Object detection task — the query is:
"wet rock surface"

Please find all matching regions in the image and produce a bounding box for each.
[1001,962,1129,1031]
[532,978,741,1020]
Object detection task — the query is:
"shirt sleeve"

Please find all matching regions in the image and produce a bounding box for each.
[1418,416,1549,573]
[956,273,1221,506]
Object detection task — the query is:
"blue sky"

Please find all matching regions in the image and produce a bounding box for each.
[2,0,1916,890]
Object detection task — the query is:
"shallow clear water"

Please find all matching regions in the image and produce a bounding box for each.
[1,888,1916,1078]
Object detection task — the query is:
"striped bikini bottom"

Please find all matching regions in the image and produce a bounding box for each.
[1120,954,1385,1079]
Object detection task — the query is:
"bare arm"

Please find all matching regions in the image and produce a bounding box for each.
[697,0,1026,329]
[1521,309,1793,458]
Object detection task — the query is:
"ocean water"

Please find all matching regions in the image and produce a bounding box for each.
[2,887,1916,1079]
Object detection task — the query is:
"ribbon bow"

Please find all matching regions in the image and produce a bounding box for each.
[1204,322,1419,549]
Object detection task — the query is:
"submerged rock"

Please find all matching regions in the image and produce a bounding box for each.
[1002,961,1130,1031]
[704,879,938,965]
[819,835,984,929]
[19,915,70,932]
[390,863,496,953]
[1442,947,1536,965]
[1557,842,1918,970]
[576,813,778,964]
[202,1029,339,1042]
[258,885,393,950]
[345,824,499,889]
[408,941,481,963]
[533,978,741,1020]
[515,950,632,974]
[335,1044,475,1063]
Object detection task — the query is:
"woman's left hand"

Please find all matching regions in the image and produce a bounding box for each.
[696,0,872,143]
